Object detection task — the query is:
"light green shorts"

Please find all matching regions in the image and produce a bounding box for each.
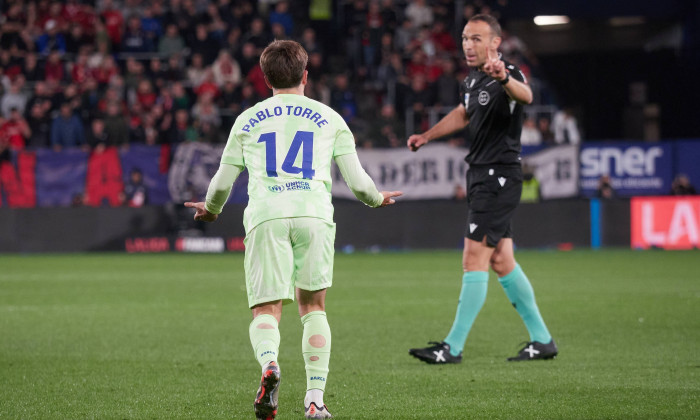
[244,217,336,308]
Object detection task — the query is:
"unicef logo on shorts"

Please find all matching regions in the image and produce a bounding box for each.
[268,185,286,193]
[478,91,490,106]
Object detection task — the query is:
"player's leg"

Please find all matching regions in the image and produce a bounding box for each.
[290,218,334,419]
[245,219,295,419]
[491,238,557,361]
[297,288,332,419]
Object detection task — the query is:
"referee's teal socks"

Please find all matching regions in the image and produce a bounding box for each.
[498,264,552,344]
[444,271,488,357]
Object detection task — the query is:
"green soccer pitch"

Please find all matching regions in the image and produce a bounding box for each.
[1,250,698,419]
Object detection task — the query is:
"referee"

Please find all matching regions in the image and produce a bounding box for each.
[407,14,557,363]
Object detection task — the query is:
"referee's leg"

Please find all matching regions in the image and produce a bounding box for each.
[442,237,494,357]
[492,238,553,346]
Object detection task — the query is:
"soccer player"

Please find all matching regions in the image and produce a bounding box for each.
[406,14,557,363]
[185,40,401,419]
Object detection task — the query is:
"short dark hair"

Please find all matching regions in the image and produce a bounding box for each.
[260,40,308,89]
[468,14,502,38]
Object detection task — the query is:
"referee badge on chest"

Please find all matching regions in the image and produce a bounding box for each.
[478,90,490,106]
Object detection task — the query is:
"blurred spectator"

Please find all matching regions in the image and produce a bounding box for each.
[135,79,157,111]
[51,103,85,150]
[65,24,90,55]
[93,55,119,86]
[22,53,44,82]
[434,57,460,107]
[520,165,540,202]
[403,74,434,117]
[552,108,581,145]
[26,102,53,148]
[122,15,154,53]
[269,1,293,36]
[453,184,467,201]
[1,80,29,118]
[431,21,457,54]
[369,103,404,148]
[158,24,185,56]
[331,74,358,122]
[0,108,31,151]
[406,50,441,83]
[86,118,110,149]
[171,81,191,110]
[38,2,68,34]
[405,0,434,28]
[670,174,697,195]
[537,117,555,144]
[168,108,198,143]
[36,19,67,56]
[394,19,415,52]
[243,18,271,54]
[596,175,615,199]
[100,0,125,47]
[44,50,66,83]
[70,50,91,85]
[26,81,54,116]
[188,24,219,65]
[140,6,163,46]
[192,93,221,128]
[147,58,167,88]
[164,55,185,81]
[102,102,129,147]
[123,168,148,207]
[195,69,220,98]
[300,28,322,56]
[520,117,542,146]
[237,42,259,76]
[187,53,208,88]
[212,50,241,87]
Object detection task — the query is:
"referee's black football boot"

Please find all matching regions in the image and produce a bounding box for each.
[507,339,558,361]
[254,361,281,419]
[409,341,462,364]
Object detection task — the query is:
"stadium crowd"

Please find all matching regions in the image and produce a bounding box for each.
[0,0,568,160]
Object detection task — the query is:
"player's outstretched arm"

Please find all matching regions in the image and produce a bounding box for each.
[407,104,469,152]
[335,153,402,208]
[184,163,243,222]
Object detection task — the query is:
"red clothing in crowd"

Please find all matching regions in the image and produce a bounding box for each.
[101,8,124,45]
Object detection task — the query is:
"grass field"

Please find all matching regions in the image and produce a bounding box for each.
[1,250,698,419]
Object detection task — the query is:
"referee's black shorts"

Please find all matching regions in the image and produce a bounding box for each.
[465,164,523,247]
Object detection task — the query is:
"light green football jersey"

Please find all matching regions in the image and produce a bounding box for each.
[221,94,357,234]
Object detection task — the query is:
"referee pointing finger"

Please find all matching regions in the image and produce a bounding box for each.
[407,14,557,364]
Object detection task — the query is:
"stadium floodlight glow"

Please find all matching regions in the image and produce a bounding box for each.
[533,16,570,26]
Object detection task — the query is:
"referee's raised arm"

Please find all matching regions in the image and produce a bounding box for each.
[406,104,469,152]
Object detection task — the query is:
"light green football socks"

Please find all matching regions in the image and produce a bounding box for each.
[249,314,281,368]
[301,311,331,395]
[498,264,552,344]
[444,271,489,356]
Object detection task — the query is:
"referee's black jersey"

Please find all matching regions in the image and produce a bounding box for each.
[459,57,527,165]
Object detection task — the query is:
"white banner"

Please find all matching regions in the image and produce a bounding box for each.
[331,144,469,200]
[332,144,580,200]
[522,145,579,199]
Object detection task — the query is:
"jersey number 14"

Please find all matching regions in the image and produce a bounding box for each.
[257,131,316,179]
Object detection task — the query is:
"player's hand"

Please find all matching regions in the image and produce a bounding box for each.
[407,134,428,152]
[184,201,218,222]
[379,191,402,207]
[483,49,507,82]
